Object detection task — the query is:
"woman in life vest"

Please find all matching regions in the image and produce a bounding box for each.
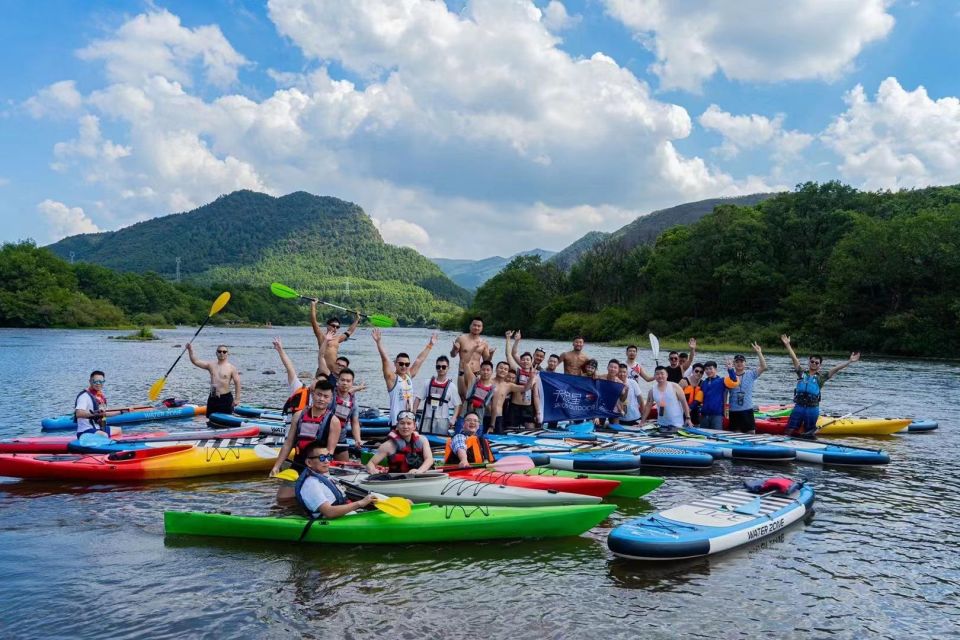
[780,335,860,437]
[271,380,342,500]
[444,411,495,468]
[295,441,376,519]
[365,410,434,474]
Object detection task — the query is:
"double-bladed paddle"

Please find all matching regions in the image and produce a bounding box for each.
[270,282,394,328]
[148,292,231,401]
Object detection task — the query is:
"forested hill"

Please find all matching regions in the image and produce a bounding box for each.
[467,182,960,358]
[432,249,555,290]
[47,190,471,323]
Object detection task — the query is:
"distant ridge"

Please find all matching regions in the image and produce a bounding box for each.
[432,248,555,290]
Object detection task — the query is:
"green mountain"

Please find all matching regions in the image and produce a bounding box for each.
[47,190,471,325]
[432,249,555,290]
[547,194,777,270]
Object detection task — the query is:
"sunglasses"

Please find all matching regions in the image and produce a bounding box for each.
[436,365,448,370]
[328,324,340,329]
[217,350,228,354]
[693,369,704,374]
[306,454,333,462]
[396,361,411,367]
[91,380,105,385]
[669,357,679,361]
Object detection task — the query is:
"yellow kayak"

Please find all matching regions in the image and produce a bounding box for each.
[815,417,911,436]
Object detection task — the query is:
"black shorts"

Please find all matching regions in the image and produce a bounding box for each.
[207,392,234,419]
[509,403,535,427]
[728,409,756,433]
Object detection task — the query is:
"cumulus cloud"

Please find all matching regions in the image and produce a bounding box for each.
[699,104,813,161]
[23,80,83,118]
[76,9,247,87]
[542,1,581,32]
[822,77,960,190]
[603,0,895,91]
[26,3,784,257]
[37,199,100,240]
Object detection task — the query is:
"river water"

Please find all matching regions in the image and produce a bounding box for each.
[0,327,957,639]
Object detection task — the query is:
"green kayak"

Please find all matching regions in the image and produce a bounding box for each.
[164,503,616,544]
[515,468,663,498]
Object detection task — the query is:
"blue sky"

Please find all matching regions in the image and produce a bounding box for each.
[2,0,959,258]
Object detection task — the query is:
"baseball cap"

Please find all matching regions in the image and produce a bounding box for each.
[734,354,746,361]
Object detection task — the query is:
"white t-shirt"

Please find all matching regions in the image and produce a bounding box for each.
[387,374,416,425]
[623,379,644,422]
[75,392,98,435]
[415,377,461,424]
[299,475,339,514]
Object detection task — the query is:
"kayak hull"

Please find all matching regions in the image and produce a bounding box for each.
[907,419,938,433]
[446,467,619,497]
[683,427,890,466]
[164,503,616,544]
[40,405,205,431]
[608,485,815,560]
[755,416,910,436]
[515,467,663,498]
[0,443,278,481]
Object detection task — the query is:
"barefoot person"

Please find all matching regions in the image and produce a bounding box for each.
[451,317,493,397]
[310,300,360,374]
[187,343,241,417]
[372,329,437,426]
[781,335,861,438]
[560,336,590,376]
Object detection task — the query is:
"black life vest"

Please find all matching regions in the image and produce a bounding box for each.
[74,389,106,429]
[294,468,348,518]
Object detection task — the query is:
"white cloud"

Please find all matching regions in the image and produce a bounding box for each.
[24,80,83,118]
[76,9,247,88]
[822,77,960,190]
[542,1,581,32]
[699,104,813,161]
[37,199,100,240]
[603,0,895,91]
[28,3,786,257]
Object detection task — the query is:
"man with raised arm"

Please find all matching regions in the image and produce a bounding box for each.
[310,299,360,373]
[186,342,241,417]
[413,355,461,435]
[780,335,861,438]
[505,331,540,430]
[451,317,493,397]
[372,328,437,426]
[727,343,768,433]
[560,336,590,376]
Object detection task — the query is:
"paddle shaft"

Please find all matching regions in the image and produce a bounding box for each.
[816,401,883,431]
[160,315,215,380]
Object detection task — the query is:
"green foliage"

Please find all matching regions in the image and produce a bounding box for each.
[468,182,960,357]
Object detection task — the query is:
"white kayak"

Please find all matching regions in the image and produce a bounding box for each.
[330,468,601,507]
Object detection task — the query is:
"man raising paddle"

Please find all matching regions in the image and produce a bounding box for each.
[187,343,241,417]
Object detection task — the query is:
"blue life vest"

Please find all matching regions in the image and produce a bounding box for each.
[294,468,348,518]
[793,372,822,407]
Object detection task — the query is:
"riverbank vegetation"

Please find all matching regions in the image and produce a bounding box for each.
[462,182,960,358]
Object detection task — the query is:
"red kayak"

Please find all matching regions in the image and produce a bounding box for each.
[446,467,618,498]
[0,426,262,454]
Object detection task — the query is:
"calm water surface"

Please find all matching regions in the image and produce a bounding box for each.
[0,327,957,639]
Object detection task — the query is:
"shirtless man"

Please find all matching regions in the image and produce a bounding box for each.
[311,300,360,373]
[488,363,530,434]
[505,331,541,430]
[451,317,493,397]
[187,343,241,416]
[560,336,590,376]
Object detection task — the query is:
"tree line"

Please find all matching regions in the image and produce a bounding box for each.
[462,181,960,357]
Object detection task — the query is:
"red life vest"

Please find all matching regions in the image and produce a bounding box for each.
[333,392,355,422]
[386,430,425,473]
[469,381,494,409]
[295,408,334,452]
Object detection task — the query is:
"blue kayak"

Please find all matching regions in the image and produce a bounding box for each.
[599,426,795,462]
[682,426,889,466]
[234,405,391,428]
[609,482,815,560]
[546,452,642,473]
[908,419,938,433]
[40,404,204,432]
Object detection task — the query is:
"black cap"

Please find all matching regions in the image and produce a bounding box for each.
[734,354,746,361]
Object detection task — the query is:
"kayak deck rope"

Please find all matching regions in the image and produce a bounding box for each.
[640,516,699,535]
[443,504,491,519]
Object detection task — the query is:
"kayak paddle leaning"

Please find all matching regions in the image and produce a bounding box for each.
[270,282,394,328]
[148,292,231,402]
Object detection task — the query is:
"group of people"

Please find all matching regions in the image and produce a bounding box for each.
[73,311,861,520]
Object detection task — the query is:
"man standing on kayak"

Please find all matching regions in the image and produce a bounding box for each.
[781,335,861,437]
[727,343,768,433]
[310,300,360,374]
[505,331,540,431]
[372,329,437,426]
[451,317,493,398]
[642,366,692,434]
[560,336,590,376]
[187,343,240,417]
[413,355,461,435]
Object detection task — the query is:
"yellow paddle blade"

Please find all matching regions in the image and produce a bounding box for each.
[210,291,231,316]
[147,377,167,402]
[375,496,411,518]
[274,469,299,481]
